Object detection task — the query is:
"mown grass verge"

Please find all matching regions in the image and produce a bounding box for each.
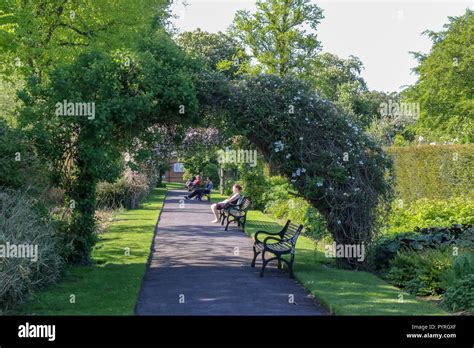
[244,210,447,315]
[13,187,168,315]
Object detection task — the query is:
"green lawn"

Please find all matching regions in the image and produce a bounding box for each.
[244,210,448,315]
[15,184,447,315]
[14,186,170,315]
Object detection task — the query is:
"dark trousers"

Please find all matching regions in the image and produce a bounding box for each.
[188,189,210,199]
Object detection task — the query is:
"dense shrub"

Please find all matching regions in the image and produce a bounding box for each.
[440,253,474,313]
[266,197,328,239]
[442,274,474,314]
[262,176,328,239]
[441,252,474,290]
[96,170,152,210]
[0,189,62,312]
[385,197,474,234]
[223,177,237,195]
[261,176,291,207]
[202,163,220,190]
[96,179,129,210]
[238,160,269,211]
[387,144,474,203]
[0,120,48,192]
[368,224,473,270]
[387,248,453,296]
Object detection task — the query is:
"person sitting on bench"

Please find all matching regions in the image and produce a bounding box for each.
[210,184,242,223]
[185,177,213,200]
[185,175,196,189]
[186,175,201,191]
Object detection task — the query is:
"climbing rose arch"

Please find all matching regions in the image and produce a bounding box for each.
[216,74,394,268]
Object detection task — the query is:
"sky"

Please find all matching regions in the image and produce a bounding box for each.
[170,0,472,93]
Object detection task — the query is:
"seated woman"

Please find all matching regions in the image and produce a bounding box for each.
[184,177,213,200]
[210,184,242,223]
[186,175,201,191]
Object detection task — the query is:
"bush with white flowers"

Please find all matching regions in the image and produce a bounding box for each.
[226,74,394,268]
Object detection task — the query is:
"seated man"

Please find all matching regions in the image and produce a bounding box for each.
[210,183,242,223]
[184,177,213,200]
[186,175,201,191]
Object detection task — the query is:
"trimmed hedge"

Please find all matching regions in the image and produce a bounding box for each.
[96,170,153,210]
[387,144,474,203]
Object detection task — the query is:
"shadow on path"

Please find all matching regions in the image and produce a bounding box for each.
[135,189,327,315]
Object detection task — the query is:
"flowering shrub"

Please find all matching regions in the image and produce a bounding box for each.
[227,75,393,267]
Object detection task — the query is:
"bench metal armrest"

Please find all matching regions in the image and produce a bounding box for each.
[263,236,282,246]
[223,203,239,211]
[254,229,281,243]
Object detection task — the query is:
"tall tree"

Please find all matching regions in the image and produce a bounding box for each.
[17,31,199,264]
[0,0,169,79]
[177,29,249,78]
[306,53,366,101]
[231,0,324,76]
[404,9,473,143]
[307,52,390,129]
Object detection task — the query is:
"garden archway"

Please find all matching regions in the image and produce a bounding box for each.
[198,73,393,268]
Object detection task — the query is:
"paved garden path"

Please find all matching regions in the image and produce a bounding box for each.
[135,189,327,315]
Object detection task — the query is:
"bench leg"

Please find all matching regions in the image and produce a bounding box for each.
[220,212,226,225]
[260,251,268,277]
[251,247,260,267]
[225,216,231,231]
[288,253,295,278]
[260,252,278,277]
[277,257,282,270]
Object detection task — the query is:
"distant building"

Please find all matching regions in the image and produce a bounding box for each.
[164,159,185,183]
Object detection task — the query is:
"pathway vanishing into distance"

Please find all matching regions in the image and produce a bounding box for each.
[135,189,327,315]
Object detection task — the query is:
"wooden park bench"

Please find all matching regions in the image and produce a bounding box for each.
[219,195,244,224]
[220,196,251,232]
[202,191,211,202]
[251,220,303,278]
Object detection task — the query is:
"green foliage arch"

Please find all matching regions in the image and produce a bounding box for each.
[223,75,393,267]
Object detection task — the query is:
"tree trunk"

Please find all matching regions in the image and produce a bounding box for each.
[157,169,163,187]
[68,170,98,265]
[219,166,225,194]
